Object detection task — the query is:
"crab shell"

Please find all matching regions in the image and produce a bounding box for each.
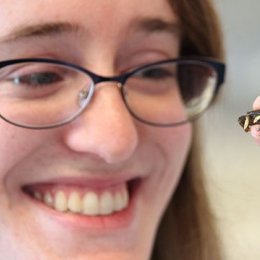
[238,110,260,132]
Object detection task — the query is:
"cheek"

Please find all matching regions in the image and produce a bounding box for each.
[0,127,22,178]
[157,124,192,168]
[143,123,192,206]
[139,123,192,242]
[161,124,192,188]
[160,124,192,202]
[0,124,46,185]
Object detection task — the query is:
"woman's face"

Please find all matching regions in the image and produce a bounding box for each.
[0,0,192,259]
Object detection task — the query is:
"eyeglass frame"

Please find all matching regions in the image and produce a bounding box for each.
[0,57,225,129]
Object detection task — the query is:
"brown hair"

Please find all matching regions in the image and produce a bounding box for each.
[152,0,224,259]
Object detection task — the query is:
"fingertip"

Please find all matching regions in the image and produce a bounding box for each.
[250,125,260,145]
[252,96,260,110]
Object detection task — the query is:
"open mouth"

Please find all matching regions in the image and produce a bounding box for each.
[22,179,140,218]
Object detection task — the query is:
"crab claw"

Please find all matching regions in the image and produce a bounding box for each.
[238,110,260,133]
[238,114,250,132]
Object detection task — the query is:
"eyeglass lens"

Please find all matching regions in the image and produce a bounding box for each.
[124,61,216,125]
[0,60,217,128]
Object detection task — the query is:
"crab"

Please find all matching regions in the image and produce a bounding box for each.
[238,110,260,132]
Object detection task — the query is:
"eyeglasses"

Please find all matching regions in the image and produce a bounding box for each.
[0,58,225,129]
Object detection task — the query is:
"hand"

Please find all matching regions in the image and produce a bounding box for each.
[250,96,260,145]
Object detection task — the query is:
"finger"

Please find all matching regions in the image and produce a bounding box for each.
[250,125,260,145]
[253,96,260,110]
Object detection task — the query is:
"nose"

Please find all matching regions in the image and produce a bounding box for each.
[62,83,139,164]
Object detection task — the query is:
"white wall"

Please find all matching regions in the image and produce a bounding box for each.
[201,1,260,259]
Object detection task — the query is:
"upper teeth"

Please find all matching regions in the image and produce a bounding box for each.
[33,188,129,216]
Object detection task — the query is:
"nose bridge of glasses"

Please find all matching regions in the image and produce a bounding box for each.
[91,73,127,89]
[79,71,127,110]
[78,74,124,109]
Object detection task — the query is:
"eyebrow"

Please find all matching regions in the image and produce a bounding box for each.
[0,18,179,44]
[0,22,81,43]
[133,17,180,36]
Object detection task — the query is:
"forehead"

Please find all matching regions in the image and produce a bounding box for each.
[0,0,178,37]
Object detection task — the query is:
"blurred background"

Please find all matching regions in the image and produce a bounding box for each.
[200,0,260,259]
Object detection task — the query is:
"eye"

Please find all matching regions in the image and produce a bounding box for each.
[11,71,63,87]
[0,63,74,99]
[140,67,175,80]
[125,63,178,96]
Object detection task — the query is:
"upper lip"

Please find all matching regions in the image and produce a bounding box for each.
[21,172,144,189]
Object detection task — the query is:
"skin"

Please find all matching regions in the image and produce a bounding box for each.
[0,1,192,259]
[250,96,260,143]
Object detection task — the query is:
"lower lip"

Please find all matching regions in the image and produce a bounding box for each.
[23,181,140,231]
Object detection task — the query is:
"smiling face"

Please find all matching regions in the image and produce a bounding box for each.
[0,1,192,259]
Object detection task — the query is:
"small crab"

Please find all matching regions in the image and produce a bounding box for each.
[238,110,260,132]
